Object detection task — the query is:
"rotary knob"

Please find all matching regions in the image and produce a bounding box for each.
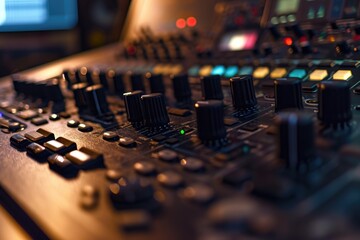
[147,73,165,94]
[195,100,227,146]
[276,112,316,171]
[201,75,224,100]
[318,81,352,129]
[141,93,169,129]
[171,74,192,103]
[85,84,110,116]
[124,90,144,128]
[274,78,303,112]
[130,73,145,92]
[230,75,258,113]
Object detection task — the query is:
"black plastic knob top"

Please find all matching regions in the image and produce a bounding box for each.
[85,84,110,116]
[276,112,316,171]
[201,75,224,100]
[130,73,145,92]
[72,83,89,111]
[195,100,227,146]
[318,81,352,128]
[141,93,169,129]
[230,75,258,112]
[274,78,303,112]
[171,74,192,103]
[123,90,144,127]
[107,69,125,96]
[147,74,165,94]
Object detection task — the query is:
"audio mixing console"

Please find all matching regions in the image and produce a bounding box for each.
[2,0,360,239]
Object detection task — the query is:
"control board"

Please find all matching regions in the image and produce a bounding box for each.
[2,0,360,239]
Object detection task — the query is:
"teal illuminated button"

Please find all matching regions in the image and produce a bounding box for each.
[224,66,239,78]
[288,69,307,79]
[211,65,226,76]
[188,65,200,76]
[239,66,253,75]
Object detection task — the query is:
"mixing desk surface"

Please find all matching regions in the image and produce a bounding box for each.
[2,0,360,239]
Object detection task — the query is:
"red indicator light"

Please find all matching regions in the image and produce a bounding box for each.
[176,18,186,29]
[187,17,197,27]
[284,37,293,46]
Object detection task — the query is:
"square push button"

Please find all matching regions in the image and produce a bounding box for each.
[253,67,269,79]
[66,147,103,169]
[309,69,328,81]
[270,68,287,79]
[332,70,352,81]
[288,69,306,79]
[26,142,51,161]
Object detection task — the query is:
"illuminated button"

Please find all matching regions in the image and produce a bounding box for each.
[253,67,269,79]
[44,140,65,152]
[333,70,352,81]
[211,65,226,76]
[239,66,253,75]
[66,147,103,169]
[270,68,287,79]
[224,66,239,78]
[169,64,183,75]
[199,65,213,76]
[288,69,306,79]
[309,69,328,81]
[188,65,200,76]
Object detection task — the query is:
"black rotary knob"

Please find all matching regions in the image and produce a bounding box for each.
[141,93,169,129]
[201,75,224,100]
[147,73,165,94]
[195,100,227,146]
[72,83,89,111]
[171,74,192,103]
[276,112,316,171]
[130,73,145,92]
[274,78,303,112]
[230,75,258,112]
[318,81,352,129]
[123,90,144,128]
[85,84,110,116]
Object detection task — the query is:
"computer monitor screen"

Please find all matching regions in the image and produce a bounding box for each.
[0,0,77,32]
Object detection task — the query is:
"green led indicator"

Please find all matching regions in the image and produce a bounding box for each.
[179,129,185,135]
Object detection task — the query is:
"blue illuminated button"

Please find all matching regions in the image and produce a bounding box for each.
[211,65,226,76]
[188,66,200,76]
[288,69,307,79]
[224,66,239,78]
[239,66,253,75]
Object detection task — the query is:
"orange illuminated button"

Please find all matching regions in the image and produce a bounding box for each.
[309,69,328,81]
[199,65,213,76]
[253,67,270,79]
[270,68,287,79]
[332,70,352,81]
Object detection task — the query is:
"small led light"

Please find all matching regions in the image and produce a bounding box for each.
[176,18,186,29]
[179,129,185,135]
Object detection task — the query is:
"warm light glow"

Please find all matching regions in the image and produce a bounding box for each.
[187,17,197,27]
[284,37,293,46]
[176,18,186,29]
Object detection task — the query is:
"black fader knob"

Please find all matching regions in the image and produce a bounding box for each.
[230,75,258,113]
[85,84,110,116]
[123,90,144,128]
[46,78,65,103]
[130,73,145,92]
[201,75,224,100]
[141,93,170,129]
[107,69,125,96]
[274,78,303,112]
[72,83,89,111]
[171,74,192,103]
[194,100,227,146]
[318,81,352,129]
[276,112,316,171]
[147,73,165,94]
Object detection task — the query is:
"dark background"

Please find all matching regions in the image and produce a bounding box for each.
[0,0,131,77]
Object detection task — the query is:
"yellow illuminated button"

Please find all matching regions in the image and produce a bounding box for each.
[332,70,352,81]
[169,64,183,75]
[270,68,287,79]
[309,69,328,81]
[253,67,270,79]
[199,65,213,76]
[153,64,165,74]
